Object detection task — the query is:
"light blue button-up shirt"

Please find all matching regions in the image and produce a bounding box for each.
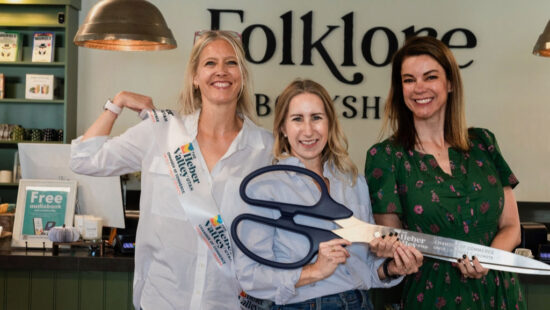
[232,157,402,305]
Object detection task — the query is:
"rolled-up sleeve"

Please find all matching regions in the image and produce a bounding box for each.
[70,120,151,177]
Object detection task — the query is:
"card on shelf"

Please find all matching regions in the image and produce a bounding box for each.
[25,74,58,100]
[31,32,55,62]
[0,31,21,62]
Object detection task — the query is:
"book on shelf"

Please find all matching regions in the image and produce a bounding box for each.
[25,74,58,100]
[31,32,55,62]
[0,73,4,99]
[0,31,21,62]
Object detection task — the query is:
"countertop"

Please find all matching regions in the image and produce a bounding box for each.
[0,247,134,272]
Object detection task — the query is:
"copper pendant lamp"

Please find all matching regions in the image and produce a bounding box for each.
[74,0,177,51]
[533,20,550,57]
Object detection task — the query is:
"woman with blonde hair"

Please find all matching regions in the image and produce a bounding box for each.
[233,79,422,309]
[70,30,273,309]
[272,79,358,185]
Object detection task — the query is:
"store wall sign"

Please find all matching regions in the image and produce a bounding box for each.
[208,9,478,84]
[206,9,477,118]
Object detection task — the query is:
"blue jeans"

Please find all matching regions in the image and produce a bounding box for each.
[271,289,373,310]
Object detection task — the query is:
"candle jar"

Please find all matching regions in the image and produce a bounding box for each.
[82,216,103,241]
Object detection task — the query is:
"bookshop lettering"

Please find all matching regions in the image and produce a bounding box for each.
[207,8,478,119]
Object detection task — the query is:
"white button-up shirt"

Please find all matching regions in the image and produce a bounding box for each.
[70,110,273,310]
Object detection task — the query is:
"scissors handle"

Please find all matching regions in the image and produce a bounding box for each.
[231,213,341,269]
[239,165,353,220]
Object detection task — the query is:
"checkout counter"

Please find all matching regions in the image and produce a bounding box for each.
[0,209,138,310]
[0,199,548,310]
[515,202,550,309]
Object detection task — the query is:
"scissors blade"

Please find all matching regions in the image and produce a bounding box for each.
[332,217,550,275]
[422,253,550,275]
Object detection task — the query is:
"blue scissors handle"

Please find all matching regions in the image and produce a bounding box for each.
[231,213,341,269]
[239,165,352,219]
[231,165,353,269]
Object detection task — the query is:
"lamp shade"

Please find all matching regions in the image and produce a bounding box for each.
[533,20,550,57]
[74,0,177,51]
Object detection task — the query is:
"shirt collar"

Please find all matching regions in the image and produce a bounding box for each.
[239,116,270,150]
[277,156,337,176]
[277,156,304,167]
[182,109,200,140]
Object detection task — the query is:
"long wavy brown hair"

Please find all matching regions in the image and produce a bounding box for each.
[381,36,470,151]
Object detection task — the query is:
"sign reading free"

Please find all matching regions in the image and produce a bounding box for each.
[29,191,64,204]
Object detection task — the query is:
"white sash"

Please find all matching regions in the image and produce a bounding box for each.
[145,110,233,268]
[145,109,271,310]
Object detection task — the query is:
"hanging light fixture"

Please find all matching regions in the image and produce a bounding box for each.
[74,0,177,51]
[533,20,550,57]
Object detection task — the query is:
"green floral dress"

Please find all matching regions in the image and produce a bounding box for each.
[365,128,525,310]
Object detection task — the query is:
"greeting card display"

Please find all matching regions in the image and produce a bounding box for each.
[25,74,58,100]
[31,32,55,62]
[0,31,21,62]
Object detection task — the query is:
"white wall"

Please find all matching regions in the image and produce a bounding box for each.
[77,0,550,201]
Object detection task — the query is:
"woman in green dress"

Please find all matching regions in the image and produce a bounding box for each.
[365,36,526,309]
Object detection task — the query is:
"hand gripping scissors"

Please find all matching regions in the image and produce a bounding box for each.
[231,165,550,275]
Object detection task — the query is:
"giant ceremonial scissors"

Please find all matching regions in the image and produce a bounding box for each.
[231,165,550,275]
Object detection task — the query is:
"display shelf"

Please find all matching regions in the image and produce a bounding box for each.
[0,98,64,104]
[0,62,65,67]
[0,141,63,150]
[0,183,18,187]
[0,140,63,145]
[0,0,81,28]
[0,0,80,204]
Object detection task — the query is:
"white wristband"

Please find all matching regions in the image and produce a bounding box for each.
[104,99,122,115]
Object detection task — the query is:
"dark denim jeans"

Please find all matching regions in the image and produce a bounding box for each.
[271,289,373,310]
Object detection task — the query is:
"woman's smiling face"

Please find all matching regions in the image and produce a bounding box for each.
[282,92,329,171]
[401,54,451,123]
[193,39,242,107]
